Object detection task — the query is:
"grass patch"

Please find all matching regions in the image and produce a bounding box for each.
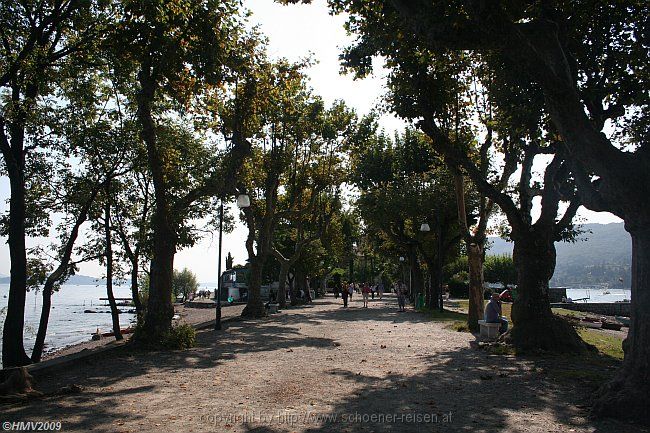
[551,307,584,318]
[448,299,512,321]
[578,328,624,360]
[419,307,468,322]
[446,321,471,332]
[486,344,516,356]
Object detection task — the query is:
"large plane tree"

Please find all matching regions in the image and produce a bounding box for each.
[328,0,649,422]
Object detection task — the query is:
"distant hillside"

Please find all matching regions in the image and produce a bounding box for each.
[0,274,107,285]
[487,223,631,287]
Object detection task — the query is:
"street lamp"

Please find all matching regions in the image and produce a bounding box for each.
[419,222,431,308]
[215,193,250,330]
[399,256,405,292]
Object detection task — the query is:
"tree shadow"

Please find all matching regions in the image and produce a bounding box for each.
[291,347,632,432]
[1,295,639,433]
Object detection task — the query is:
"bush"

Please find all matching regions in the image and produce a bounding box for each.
[444,256,468,280]
[448,274,469,298]
[484,255,517,287]
[132,322,196,350]
[173,268,199,302]
[164,324,196,350]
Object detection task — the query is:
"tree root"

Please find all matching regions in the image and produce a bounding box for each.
[504,316,590,354]
[241,303,267,319]
[592,368,650,426]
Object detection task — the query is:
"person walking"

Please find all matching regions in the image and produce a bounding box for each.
[342,283,349,307]
[362,282,371,308]
[377,282,383,300]
[348,282,354,301]
[397,280,407,312]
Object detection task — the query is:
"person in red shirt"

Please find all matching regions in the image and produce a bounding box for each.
[362,282,371,308]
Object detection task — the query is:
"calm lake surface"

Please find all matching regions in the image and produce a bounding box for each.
[0,284,632,365]
[0,284,138,364]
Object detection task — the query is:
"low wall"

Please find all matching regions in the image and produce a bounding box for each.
[550,302,630,317]
[548,287,568,303]
[184,299,216,309]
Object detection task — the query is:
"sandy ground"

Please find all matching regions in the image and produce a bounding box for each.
[42,303,245,360]
[3,295,643,433]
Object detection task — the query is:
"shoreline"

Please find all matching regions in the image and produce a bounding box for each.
[42,302,244,361]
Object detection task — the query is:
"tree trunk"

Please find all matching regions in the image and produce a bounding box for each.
[30,286,53,363]
[105,192,122,341]
[406,246,424,302]
[277,262,290,308]
[137,70,175,342]
[2,166,32,367]
[467,242,485,332]
[593,225,650,424]
[131,260,142,317]
[291,268,307,306]
[509,231,585,353]
[242,258,266,318]
[427,266,437,309]
[141,229,175,340]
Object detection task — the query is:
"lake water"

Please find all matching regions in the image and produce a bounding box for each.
[0,284,633,365]
[0,284,138,364]
[564,288,631,303]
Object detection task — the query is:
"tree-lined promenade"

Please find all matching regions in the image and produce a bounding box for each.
[0,0,647,427]
[1,296,639,433]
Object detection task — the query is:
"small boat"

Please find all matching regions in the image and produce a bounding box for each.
[600,321,623,331]
[580,319,602,329]
[615,316,630,326]
[94,327,135,338]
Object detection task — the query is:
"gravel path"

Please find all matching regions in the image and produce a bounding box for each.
[3,295,640,433]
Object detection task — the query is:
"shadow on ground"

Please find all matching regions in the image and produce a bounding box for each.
[2,295,640,433]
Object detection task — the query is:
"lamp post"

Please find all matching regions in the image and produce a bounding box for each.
[215,193,250,330]
[435,216,444,312]
[399,256,405,291]
[420,222,431,309]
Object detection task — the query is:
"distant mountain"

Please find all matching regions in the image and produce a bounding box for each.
[0,274,107,285]
[487,222,631,287]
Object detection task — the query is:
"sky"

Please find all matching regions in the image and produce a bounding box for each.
[0,0,622,282]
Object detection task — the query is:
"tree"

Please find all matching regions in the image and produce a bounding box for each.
[484,255,517,290]
[172,268,199,302]
[30,177,103,362]
[109,0,260,342]
[236,59,347,316]
[334,10,585,352]
[328,0,648,421]
[0,0,113,368]
[351,126,463,308]
[271,102,352,307]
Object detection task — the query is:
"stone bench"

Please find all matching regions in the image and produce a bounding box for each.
[478,320,501,339]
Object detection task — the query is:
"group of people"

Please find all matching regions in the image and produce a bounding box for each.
[334,281,386,308]
[333,280,413,311]
[333,278,509,333]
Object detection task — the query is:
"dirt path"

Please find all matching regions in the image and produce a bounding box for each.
[3,295,641,432]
